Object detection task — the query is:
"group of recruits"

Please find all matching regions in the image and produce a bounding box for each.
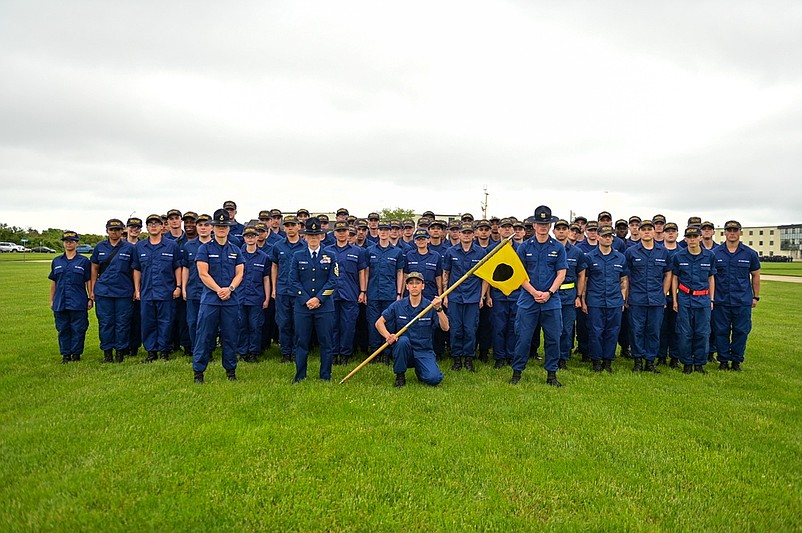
[49,200,761,387]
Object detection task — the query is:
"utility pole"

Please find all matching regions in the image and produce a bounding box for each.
[481,185,489,219]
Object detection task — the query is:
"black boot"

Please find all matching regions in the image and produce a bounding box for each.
[281,354,293,364]
[657,356,667,366]
[102,349,114,364]
[451,357,462,371]
[478,350,489,363]
[592,359,603,373]
[581,353,591,363]
[731,361,742,372]
[632,357,643,372]
[669,357,680,369]
[644,360,660,373]
[71,354,81,362]
[394,372,406,388]
[115,349,126,363]
[464,358,475,372]
[621,347,632,359]
[708,353,716,363]
[130,348,139,358]
[510,370,522,385]
[682,364,693,374]
[159,351,170,361]
[227,370,237,381]
[694,364,707,374]
[194,371,204,384]
[61,355,71,364]
[144,351,158,363]
[558,360,568,370]
[718,361,730,371]
[546,371,562,387]
[603,359,613,373]
[494,359,506,369]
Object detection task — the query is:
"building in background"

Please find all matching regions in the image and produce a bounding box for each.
[715,225,799,260]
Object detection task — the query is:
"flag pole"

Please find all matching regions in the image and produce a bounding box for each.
[339,234,516,384]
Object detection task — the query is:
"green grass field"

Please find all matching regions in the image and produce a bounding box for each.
[1,260,801,531]
[758,262,802,277]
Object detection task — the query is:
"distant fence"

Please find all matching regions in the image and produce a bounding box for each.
[760,255,794,262]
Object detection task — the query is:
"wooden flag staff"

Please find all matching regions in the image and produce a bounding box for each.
[339,234,516,384]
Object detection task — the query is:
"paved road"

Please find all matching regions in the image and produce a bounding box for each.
[762,275,802,283]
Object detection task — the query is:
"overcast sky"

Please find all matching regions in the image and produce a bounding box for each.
[1,0,800,234]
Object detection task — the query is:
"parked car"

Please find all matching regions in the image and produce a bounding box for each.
[76,244,94,254]
[30,246,57,253]
[0,242,27,252]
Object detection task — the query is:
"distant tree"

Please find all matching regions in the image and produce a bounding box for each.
[380,207,416,221]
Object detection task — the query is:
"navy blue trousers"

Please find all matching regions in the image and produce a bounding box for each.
[141,299,175,353]
[392,337,444,385]
[186,298,200,352]
[334,300,359,358]
[54,310,89,356]
[238,304,264,355]
[491,299,517,361]
[128,299,141,353]
[575,309,589,355]
[294,310,335,381]
[587,306,622,361]
[275,294,296,356]
[659,305,678,359]
[94,296,133,351]
[447,302,480,358]
[367,299,394,351]
[676,305,711,366]
[712,305,752,363]
[512,306,561,372]
[193,305,239,373]
[628,305,664,361]
[559,303,577,361]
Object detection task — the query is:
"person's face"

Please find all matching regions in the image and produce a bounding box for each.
[577,221,587,230]
[127,225,141,239]
[225,208,237,221]
[599,233,614,247]
[63,239,78,250]
[476,226,491,239]
[213,225,230,239]
[599,216,612,225]
[569,228,581,241]
[449,228,459,240]
[629,222,640,235]
[168,214,182,230]
[428,226,442,238]
[389,226,400,239]
[639,225,654,242]
[271,215,282,229]
[534,222,550,237]
[256,229,267,243]
[685,235,701,248]
[378,228,390,241]
[368,217,379,229]
[403,226,414,238]
[616,226,628,239]
[336,214,347,221]
[147,220,163,236]
[406,279,424,297]
[320,221,330,230]
[654,222,665,234]
[305,234,322,249]
[663,229,678,243]
[107,227,122,240]
[553,225,568,241]
[244,234,258,246]
[335,228,349,244]
[298,214,309,223]
[702,227,715,238]
[284,222,299,238]
[725,228,742,243]
[514,227,525,239]
[586,228,598,241]
[499,224,513,238]
[459,230,474,245]
[415,236,429,250]
[184,219,196,235]
[197,222,212,238]
[348,232,357,244]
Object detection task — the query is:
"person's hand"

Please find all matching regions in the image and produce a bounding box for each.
[133,290,140,301]
[385,334,397,345]
[87,299,94,310]
[173,287,181,299]
[306,297,321,310]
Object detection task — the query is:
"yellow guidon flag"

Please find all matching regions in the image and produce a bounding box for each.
[474,241,529,296]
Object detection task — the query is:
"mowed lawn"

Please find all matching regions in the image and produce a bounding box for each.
[1,260,800,531]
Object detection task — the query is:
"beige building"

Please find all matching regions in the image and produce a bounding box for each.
[715,225,796,259]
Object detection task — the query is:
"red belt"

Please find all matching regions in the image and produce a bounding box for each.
[678,283,709,296]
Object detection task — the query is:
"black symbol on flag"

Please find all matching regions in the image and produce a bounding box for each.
[493,264,514,282]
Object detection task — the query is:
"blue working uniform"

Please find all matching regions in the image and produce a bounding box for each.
[192,239,244,374]
[270,237,306,358]
[238,247,271,357]
[574,240,597,358]
[490,241,521,363]
[366,243,406,352]
[712,243,759,364]
[404,249,442,301]
[132,238,181,354]
[672,248,716,366]
[181,237,209,352]
[428,240,450,258]
[382,297,444,385]
[474,240,495,360]
[229,221,245,247]
[512,236,567,373]
[266,231,284,247]
[290,247,337,381]
[625,243,670,362]
[659,246,681,361]
[558,242,585,361]
[50,253,91,359]
[584,248,628,361]
[327,242,368,362]
[442,243,487,361]
[91,240,135,352]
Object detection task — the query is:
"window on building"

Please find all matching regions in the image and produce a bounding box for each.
[749,230,753,236]
[770,241,774,246]
[760,230,764,235]
[749,241,753,245]
[770,230,775,235]
[759,241,763,246]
